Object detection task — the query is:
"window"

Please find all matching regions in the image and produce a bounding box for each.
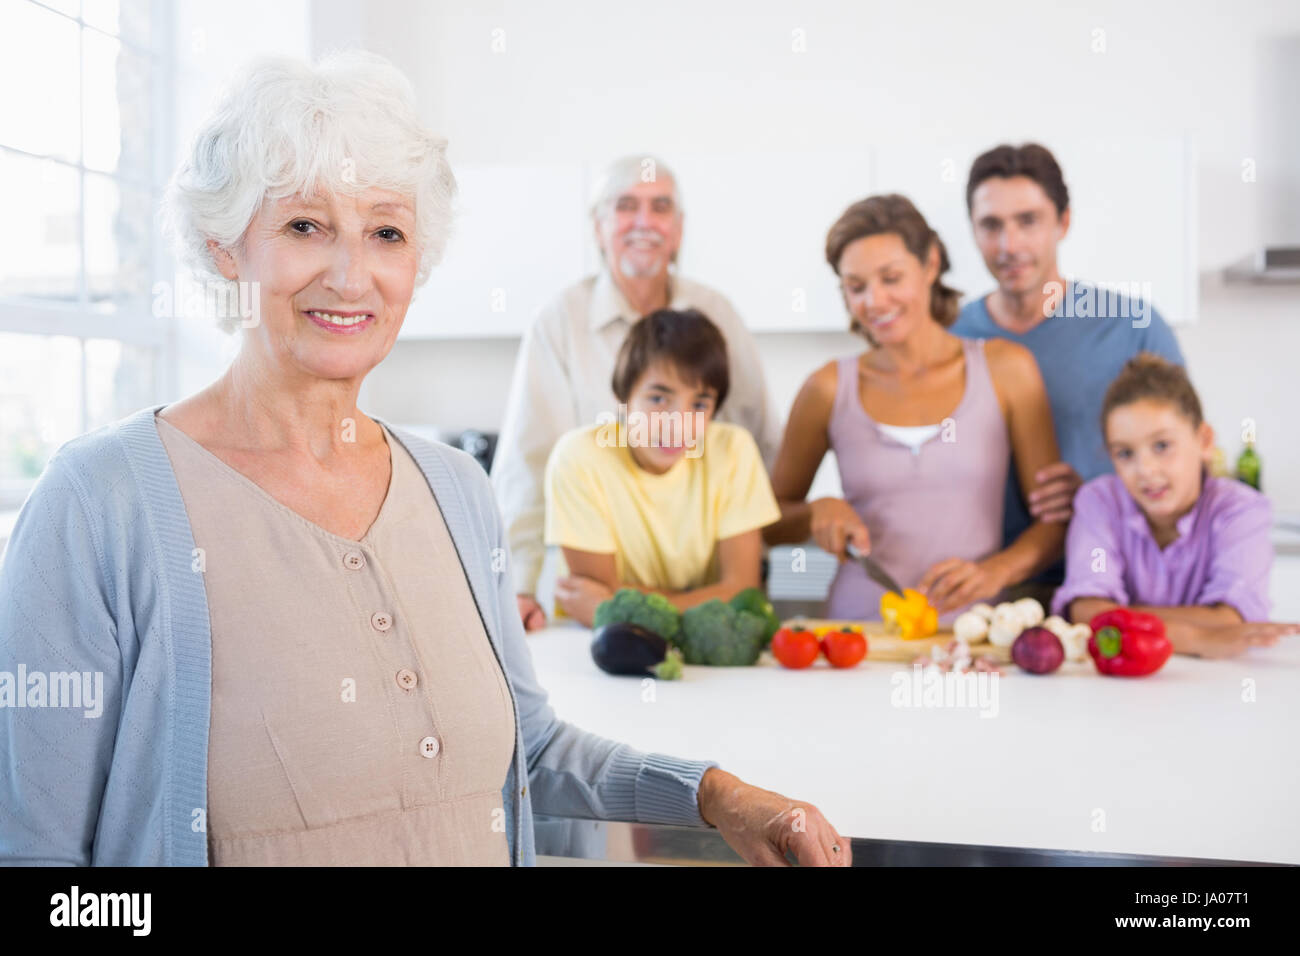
[0,0,171,513]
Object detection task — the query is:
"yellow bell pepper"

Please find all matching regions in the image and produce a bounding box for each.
[880,589,939,640]
[813,623,864,639]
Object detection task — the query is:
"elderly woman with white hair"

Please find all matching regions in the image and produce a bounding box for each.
[0,51,848,867]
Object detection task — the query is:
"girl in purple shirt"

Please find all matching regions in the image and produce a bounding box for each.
[1054,353,1299,657]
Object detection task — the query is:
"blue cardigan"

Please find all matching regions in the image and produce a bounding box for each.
[0,405,717,866]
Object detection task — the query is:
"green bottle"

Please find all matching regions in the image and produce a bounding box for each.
[1236,441,1261,490]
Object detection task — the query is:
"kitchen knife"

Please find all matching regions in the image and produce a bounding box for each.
[845,542,905,596]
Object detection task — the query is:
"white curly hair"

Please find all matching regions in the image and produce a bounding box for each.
[160,50,456,332]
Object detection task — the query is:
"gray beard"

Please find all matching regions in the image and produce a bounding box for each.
[618,254,666,279]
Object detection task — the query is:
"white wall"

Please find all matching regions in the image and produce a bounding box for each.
[330,0,1299,508]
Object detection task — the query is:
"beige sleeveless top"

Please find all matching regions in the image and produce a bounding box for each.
[155,413,516,866]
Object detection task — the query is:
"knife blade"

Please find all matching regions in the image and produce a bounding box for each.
[845,542,905,596]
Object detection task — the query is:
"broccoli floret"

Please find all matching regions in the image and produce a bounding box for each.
[679,600,765,666]
[653,648,684,681]
[679,600,731,664]
[592,588,681,642]
[729,587,780,648]
[732,609,768,652]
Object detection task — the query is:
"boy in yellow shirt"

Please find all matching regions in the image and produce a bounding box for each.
[545,308,781,626]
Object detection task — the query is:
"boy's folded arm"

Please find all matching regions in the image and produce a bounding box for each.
[620,529,764,612]
[560,546,618,589]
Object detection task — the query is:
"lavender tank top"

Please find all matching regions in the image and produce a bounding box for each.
[825,337,1009,623]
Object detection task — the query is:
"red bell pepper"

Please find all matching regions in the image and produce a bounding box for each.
[1087,608,1172,677]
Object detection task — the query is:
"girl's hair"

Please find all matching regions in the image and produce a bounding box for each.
[824,193,961,334]
[611,308,729,412]
[1101,352,1203,433]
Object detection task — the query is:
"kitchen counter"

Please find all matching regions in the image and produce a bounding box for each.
[525,623,1300,865]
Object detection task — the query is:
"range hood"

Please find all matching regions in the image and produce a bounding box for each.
[1224,247,1300,283]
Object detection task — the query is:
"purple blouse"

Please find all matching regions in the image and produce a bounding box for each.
[1052,474,1273,621]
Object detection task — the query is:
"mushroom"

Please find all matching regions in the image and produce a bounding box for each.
[1041,615,1071,638]
[988,604,1024,647]
[1012,597,1045,629]
[953,611,990,644]
[1059,623,1092,662]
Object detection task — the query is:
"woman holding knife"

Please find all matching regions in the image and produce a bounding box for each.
[766,195,1065,620]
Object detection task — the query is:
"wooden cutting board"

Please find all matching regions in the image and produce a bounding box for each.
[783,618,1012,663]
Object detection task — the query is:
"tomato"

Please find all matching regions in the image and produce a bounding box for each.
[821,627,868,668]
[771,627,820,669]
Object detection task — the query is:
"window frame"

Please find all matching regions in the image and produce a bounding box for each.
[0,0,179,510]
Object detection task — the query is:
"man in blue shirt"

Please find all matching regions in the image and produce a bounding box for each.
[951,143,1185,588]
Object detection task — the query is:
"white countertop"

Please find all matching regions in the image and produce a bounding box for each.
[525,623,1300,864]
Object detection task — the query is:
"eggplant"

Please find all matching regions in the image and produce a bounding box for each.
[591,622,677,677]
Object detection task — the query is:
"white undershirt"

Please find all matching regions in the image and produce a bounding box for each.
[876,422,942,454]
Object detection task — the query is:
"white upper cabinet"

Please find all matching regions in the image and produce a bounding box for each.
[399,163,589,339]
[669,150,873,333]
[400,138,1195,339]
[872,136,1197,325]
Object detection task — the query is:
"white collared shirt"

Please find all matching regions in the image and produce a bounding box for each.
[490,268,782,595]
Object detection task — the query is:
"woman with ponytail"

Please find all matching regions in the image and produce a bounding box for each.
[765,194,1066,620]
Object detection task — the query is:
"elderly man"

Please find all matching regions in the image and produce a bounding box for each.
[492,155,782,631]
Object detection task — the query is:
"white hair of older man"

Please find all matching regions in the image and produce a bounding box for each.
[160,50,456,333]
[586,154,684,222]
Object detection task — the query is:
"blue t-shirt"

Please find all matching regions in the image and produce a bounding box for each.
[950,281,1185,582]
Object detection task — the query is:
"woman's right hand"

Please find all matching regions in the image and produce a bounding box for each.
[809,497,870,562]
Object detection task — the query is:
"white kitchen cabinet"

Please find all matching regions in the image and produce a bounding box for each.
[398,162,589,339]
[1269,552,1300,620]
[871,135,1197,325]
[398,138,1195,339]
[670,149,873,333]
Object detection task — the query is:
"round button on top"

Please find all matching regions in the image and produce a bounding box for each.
[343,551,366,570]
[371,611,393,632]
[396,669,418,690]
[419,736,440,758]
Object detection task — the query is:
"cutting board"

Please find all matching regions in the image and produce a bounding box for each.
[783,618,1011,664]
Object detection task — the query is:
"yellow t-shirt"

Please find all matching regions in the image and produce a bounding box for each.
[544,420,781,592]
